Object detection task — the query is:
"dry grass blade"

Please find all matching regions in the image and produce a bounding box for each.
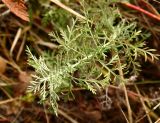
[155,118,160,123]
[153,0,160,4]
[10,28,22,56]
[2,0,29,21]
[58,109,79,123]
[50,0,86,20]
[117,58,133,123]
[135,85,152,123]
[16,33,26,61]
[119,106,129,123]
[0,98,19,105]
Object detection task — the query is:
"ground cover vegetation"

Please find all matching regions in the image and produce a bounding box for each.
[0,0,160,123]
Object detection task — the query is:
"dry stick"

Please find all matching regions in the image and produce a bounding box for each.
[14,20,58,50]
[138,0,159,16]
[50,0,86,20]
[0,4,6,8]
[121,2,160,22]
[62,85,152,103]
[155,118,160,123]
[59,106,83,120]
[0,83,17,87]
[117,57,133,123]
[43,104,50,123]
[0,36,22,72]
[11,107,24,123]
[0,73,17,84]
[0,9,10,17]
[0,86,12,98]
[0,114,7,120]
[0,98,19,105]
[10,28,22,56]
[109,85,145,101]
[136,102,160,123]
[134,85,152,123]
[119,106,130,123]
[16,33,26,61]
[36,41,58,49]
[134,0,159,48]
[110,84,160,103]
[58,109,79,123]
[30,30,58,49]
[32,21,51,34]
[1,57,22,72]
[153,0,160,4]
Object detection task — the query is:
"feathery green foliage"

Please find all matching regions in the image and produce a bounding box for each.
[27,0,158,115]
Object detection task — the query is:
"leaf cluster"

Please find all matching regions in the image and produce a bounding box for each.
[27,0,158,115]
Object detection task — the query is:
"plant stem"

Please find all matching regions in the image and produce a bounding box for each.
[117,55,133,123]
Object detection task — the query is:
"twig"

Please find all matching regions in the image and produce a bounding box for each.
[134,0,159,48]
[1,57,22,72]
[117,55,133,123]
[0,98,19,105]
[29,30,58,49]
[36,41,58,49]
[0,9,10,17]
[0,86,12,98]
[43,104,50,123]
[121,2,160,22]
[10,28,22,56]
[136,101,160,123]
[50,0,86,20]
[0,4,6,8]
[0,82,17,87]
[153,0,160,4]
[0,73,17,84]
[119,105,129,123]
[155,118,160,123]
[58,109,79,123]
[16,33,26,61]
[134,85,152,123]
[11,107,24,123]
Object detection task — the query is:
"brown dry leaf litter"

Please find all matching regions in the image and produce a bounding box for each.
[2,0,29,21]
